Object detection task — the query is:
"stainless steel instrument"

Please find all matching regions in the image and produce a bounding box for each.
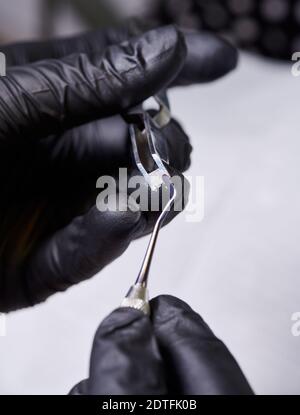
[120,93,176,315]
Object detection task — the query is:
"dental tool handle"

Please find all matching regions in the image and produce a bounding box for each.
[135,217,162,286]
[136,177,176,286]
[120,283,150,316]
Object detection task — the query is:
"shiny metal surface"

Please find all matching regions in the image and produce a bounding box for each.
[120,95,175,315]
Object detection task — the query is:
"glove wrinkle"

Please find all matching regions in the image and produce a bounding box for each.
[69,379,89,395]
[70,308,167,395]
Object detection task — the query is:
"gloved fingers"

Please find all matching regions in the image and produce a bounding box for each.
[69,380,89,395]
[3,23,237,87]
[160,117,192,173]
[150,295,254,395]
[122,21,239,84]
[41,115,192,176]
[80,308,166,395]
[132,24,238,85]
[0,25,186,142]
[23,195,147,308]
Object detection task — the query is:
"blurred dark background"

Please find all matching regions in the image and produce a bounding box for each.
[0,0,299,59]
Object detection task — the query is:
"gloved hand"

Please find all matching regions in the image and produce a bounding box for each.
[0,23,237,312]
[70,295,253,395]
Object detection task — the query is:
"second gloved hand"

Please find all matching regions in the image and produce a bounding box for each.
[70,295,253,395]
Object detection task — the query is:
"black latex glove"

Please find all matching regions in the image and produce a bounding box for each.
[0,24,237,312]
[70,295,253,395]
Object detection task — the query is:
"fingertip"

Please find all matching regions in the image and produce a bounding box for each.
[189,31,238,80]
[211,34,239,77]
[150,294,214,337]
[141,24,187,70]
[88,302,166,394]
[174,30,239,85]
[110,25,187,102]
[162,118,193,173]
[150,294,195,321]
[94,307,147,339]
